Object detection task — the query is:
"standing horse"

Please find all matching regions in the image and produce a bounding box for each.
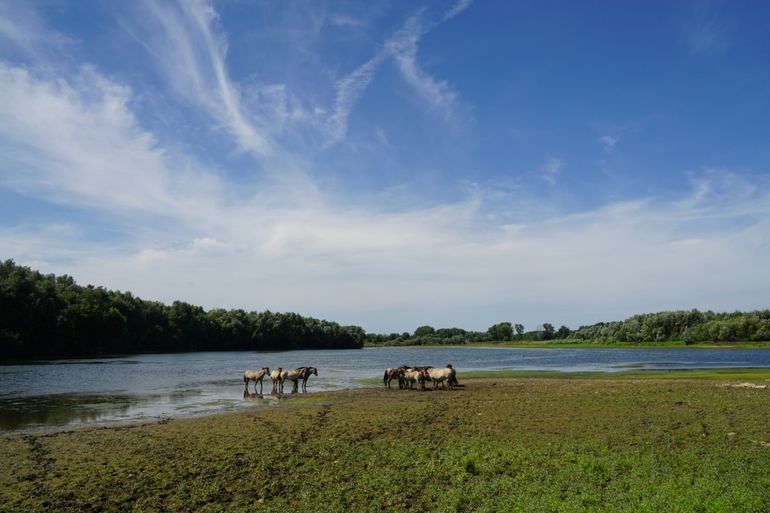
[299,367,318,392]
[270,367,283,394]
[243,367,270,394]
[426,366,456,390]
[279,367,304,394]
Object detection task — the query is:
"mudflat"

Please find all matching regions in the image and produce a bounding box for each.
[2,378,769,512]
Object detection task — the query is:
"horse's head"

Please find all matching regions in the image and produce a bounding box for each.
[311,367,318,376]
[262,367,270,373]
[446,363,453,369]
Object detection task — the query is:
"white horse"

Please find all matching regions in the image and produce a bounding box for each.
[426,365,456,390]
[270,367,283,394]
[402,368,427,391]
[243,367,270,394]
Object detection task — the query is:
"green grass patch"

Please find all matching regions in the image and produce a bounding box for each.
[457,367,770,381]
[2,379,769,512]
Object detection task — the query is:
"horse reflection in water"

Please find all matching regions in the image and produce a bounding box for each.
[242,389,265,402]
[279,367,318,394]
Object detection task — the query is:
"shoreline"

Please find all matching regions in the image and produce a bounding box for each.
[5,368,770,436]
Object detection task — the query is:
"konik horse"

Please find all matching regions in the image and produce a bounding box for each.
[243,367,270,394]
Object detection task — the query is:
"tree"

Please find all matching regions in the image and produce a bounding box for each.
[414,325,435,337]
[514,324,524,339]
[542,323,555,340]
[487,322,513,341]
[556,325,571,339]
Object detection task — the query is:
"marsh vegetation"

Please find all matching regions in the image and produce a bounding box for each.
[2,376,769,512]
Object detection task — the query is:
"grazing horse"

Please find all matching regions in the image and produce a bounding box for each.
[401,368,427,391]
[426,366,457,390]
[243,367,270,394]
[383,368,400,389]
[299,366,318,392]
[270,367,283,394]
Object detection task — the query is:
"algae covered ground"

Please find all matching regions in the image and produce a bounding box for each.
[1,377,769,513]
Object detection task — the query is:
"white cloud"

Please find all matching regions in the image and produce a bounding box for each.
[135,0,271,156]
[1,0,768,334]
[599,135,618,151]
[327,0,470,144]
[328,53,385,143]
[540,157,563,185]
[2,60,768,331]
[685,2,730,55]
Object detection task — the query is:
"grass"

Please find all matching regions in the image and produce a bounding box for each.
[2,376,770,512]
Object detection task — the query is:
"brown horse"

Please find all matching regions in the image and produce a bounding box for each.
[279,367,318,393]
[299,366,318,392]
[383,367,400,389]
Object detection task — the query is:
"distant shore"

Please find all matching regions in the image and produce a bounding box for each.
[367,340,770,349]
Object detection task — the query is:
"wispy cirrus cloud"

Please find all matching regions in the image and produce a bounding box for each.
[2,55,767,331]
[131,0,271,156]
[599,135,618,151]
[540,157,563,185]
[684,1,730,55]
[327,0,471,143]
[0,62,222,222]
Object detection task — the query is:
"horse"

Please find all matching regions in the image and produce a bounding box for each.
[270,367,283,394]
[279,367,305,394]
[243,367,270,394]
[383,368,400,389]
[401,367,427,391]
[299,366,318,392]
[426,366,456,390]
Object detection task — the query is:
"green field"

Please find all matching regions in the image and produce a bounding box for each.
[2,376,769,512]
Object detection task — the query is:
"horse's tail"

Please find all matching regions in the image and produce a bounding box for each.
[243,373,248,384]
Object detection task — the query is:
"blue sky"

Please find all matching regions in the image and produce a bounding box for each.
[1,0,769,333]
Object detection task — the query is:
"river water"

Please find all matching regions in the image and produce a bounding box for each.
[2,346,769,431]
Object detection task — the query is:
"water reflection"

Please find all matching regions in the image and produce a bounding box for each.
[0,394,136,431]
[242,390,264,402]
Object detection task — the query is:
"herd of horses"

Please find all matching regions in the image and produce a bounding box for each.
[383,364,458,391]
[243,363,458,395]
[243,366,318,395]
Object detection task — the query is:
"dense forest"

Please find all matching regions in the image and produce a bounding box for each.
[2,260,769,360]
[568,309,770,344]
[365,311,770,346]
[0,260,364,360]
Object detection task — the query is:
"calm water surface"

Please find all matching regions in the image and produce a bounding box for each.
[1,346,769,431]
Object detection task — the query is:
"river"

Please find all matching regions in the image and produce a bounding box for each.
[2,346,769,431]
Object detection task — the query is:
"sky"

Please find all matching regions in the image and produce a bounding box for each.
[1,0,769,334]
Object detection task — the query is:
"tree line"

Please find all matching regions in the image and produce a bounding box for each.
[363,321,573,346]
[0,260,364,360]
[2,260,768,360]
[568,309,770,344]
